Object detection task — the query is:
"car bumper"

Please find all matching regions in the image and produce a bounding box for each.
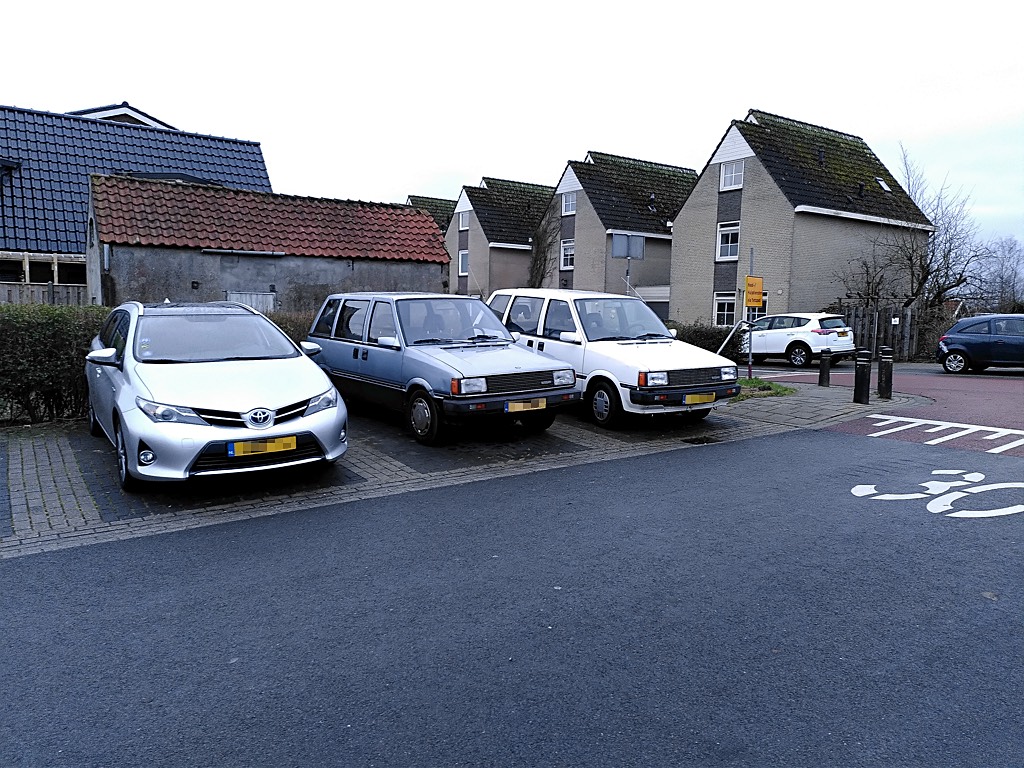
[120,402,349,482]
[625,383,741,413]
[441,388,581,417]
[814,339,857,356]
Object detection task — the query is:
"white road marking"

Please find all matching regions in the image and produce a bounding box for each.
[865,415,1024,453]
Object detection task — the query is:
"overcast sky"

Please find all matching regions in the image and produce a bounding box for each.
[7,1,1022,243]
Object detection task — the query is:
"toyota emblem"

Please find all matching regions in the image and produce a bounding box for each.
[245,408,274,429]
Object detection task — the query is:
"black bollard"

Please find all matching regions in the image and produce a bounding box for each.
[818,347,831,387]
[853,349,872,405]
[878,346,893,400]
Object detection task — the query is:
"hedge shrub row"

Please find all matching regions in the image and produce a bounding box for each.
[665,320,744,363]
[0,304,109,424]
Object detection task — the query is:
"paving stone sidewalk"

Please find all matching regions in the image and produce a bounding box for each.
[0,383,925,560]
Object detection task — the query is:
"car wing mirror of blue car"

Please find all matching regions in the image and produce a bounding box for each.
[300,341,323,357]
[86,348,119,366]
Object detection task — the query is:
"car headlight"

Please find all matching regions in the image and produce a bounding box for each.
[639,371,668,387]
[136,397,207,425]
[553,369,575,387]
[721,366,738,380]
[454,377,487,395]
[304,388,338,416]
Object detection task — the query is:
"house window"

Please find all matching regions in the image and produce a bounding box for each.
[714,292,736,327]
[717,222,740,261]
[458,249,469,277]
[560,239,575,271]
[720,160,744,191]
[745,297,768,323]
[562,191,577,216]
[458,211,470,230]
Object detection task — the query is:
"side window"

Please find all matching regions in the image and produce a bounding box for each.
[367,302,398,345]
[751,317,772,332]
[771,317,795,330]
[961,321,990,335]
[543,300,577,339]
[334,300,369,341]
[99,311,123,348]
[793,317,810,328]
[312,299,341,337]
[489,293,511,319]
[110,313,131,361]
[994,318,1024,336]
[508,296,543,335]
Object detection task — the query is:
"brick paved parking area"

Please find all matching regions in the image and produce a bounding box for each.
[1,386,922,559]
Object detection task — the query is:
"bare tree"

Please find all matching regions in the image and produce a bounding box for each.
[527,201,562,289]
[876,147,991,310]
[972,236,1024,312]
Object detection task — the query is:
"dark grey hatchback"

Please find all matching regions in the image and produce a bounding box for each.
[936,314,1024,373]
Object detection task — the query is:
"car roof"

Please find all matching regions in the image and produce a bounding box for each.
[490,288,642,300]
[323,292,479,301]
[762,312,843,320]
[132,301,257,316]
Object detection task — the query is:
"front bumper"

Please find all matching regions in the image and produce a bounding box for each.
[120,401,349,482]
[441,387,580,417]
[626,383,741,413]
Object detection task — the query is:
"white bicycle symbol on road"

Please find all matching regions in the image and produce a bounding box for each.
[851,470,1024,518]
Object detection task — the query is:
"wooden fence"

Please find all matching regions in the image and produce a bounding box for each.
[840,304,953,362]
[0,282,90,306]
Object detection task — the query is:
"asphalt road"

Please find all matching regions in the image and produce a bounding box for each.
[3,429,1022,767]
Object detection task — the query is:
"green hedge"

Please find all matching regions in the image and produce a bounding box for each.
[0,304,110,424]
[665,320,744,363]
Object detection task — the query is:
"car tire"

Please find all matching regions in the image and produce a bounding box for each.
[942,351,969,374]
[589,380,623,429]
[519,409,557,434]
[114,421,139,492]
[752,355,767,364]
[87,400,104,437]
[407,390,445,445]
[971,363,989,372]
[788,343,812,367]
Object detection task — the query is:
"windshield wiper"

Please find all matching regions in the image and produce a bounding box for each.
[595,335,632,341]
[634,332,672,340]
[465,334,505,342]
[412,337,453,345]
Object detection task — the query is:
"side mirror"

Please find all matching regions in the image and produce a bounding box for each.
[376,336,401,349]
[558,331,582,344]
[300,341,322,356]
[669,328,678,338]
[86,348,119,367]
[510,331,522,342]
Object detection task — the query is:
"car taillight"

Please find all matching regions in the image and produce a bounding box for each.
[811,329,831,335]
[938,335,948,343]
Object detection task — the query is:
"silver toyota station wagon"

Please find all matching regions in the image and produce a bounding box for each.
[308,292,579,444]
[86,302,349,491]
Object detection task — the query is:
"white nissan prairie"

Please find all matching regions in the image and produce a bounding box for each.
[487,288,740,428]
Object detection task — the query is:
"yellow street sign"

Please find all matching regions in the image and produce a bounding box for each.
[745,275,763,307]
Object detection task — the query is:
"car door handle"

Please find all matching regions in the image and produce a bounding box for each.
[352,348,359,359]
[538,341,545,352]
[361,349,368,360]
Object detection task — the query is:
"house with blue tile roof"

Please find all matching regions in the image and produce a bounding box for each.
[0,103,271,305]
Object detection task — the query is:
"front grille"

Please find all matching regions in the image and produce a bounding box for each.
[189,432,324,474]
[193,398,309,428]
[484,371,559,395]
[666,368,724,387]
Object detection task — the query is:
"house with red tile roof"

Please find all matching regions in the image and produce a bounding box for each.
[87,175,449,310]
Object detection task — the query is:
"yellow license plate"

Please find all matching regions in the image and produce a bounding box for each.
[685,393,716,405]
[506,398,546,413]
[229,436,297,457]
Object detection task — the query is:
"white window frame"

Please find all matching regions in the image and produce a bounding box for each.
[720,160,744,191]
[458,211,470,231]
[716,222,740,262]
[714,292,736,327]
[458,249,469,277]
[560,239,575,271]
[562,191,577,216]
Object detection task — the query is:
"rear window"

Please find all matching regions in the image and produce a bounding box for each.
[960,320,990,335]
[819,317,848,330]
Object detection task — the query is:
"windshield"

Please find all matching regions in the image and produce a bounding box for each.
[396,297,514,345]
[573,297,671,341]
[134,313,299,363]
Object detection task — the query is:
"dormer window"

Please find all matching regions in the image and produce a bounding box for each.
[720,160,744,191]
[562,191,577,216]
[875,177,892,193]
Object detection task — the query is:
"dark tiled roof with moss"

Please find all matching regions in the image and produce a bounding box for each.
[736,110,931,227]
[407,195,456,233]
[571,152,697,234]
[464,178,554,245]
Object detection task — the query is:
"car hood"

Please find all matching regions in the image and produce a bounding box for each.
[130,358,332,411]
[421,342,568,377]
[588,339,735,369]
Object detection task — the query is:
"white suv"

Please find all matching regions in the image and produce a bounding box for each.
[487,288,740,428]
[743,312,856,367]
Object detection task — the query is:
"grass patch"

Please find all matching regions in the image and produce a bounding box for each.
[733,377,797,402]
